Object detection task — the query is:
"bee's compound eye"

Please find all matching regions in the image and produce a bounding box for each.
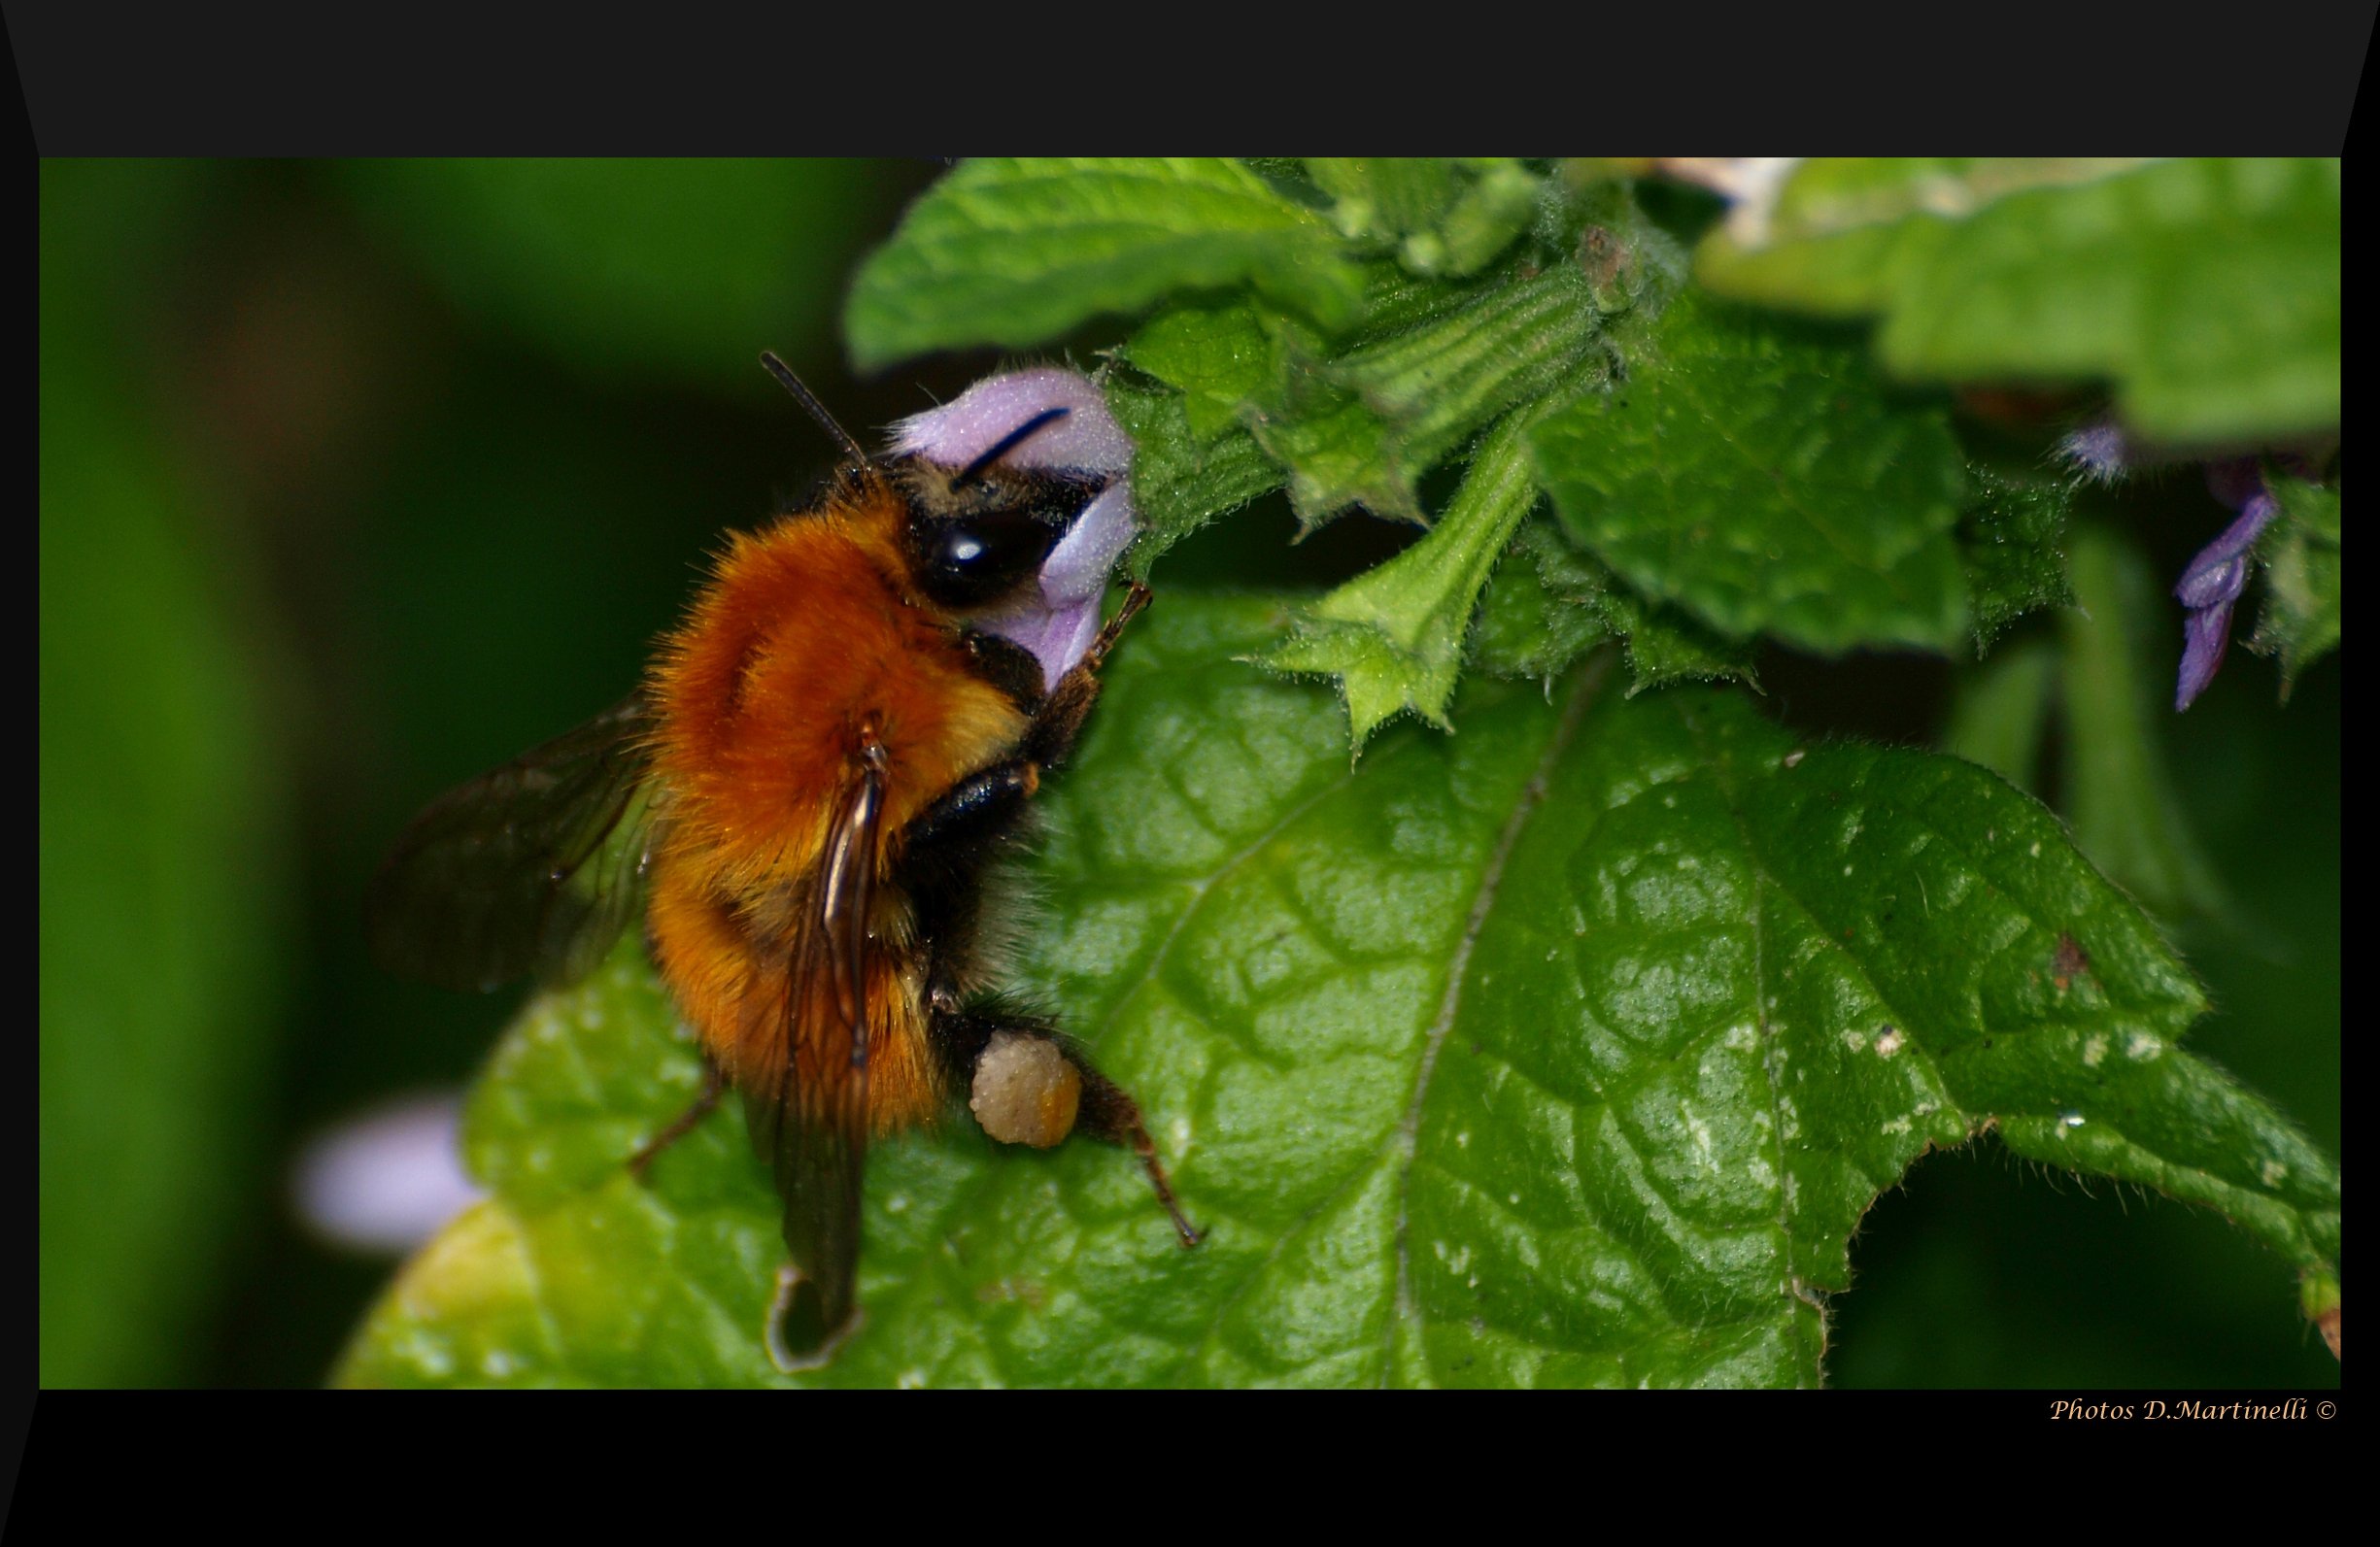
[913,508,1056,609]
[969,1031,1080,1149]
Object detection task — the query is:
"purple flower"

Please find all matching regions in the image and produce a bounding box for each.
[2172,459,2279,711]
[2057,419,2141,486]
[2055,420,2297,711]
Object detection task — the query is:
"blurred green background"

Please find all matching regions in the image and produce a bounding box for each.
[39,159,2337,1388]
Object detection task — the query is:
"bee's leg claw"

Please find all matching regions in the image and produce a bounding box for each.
[1139,1141,1205,1250]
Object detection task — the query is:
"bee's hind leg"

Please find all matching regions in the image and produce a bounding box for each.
[627,1059,727,1181]
[1071,1056,1205,1248]
[931,998,1203,1248]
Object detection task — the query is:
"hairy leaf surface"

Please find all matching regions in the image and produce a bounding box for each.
[342,597,2334,1388]
[846,158,1364,371]
[1533,294,1972,655]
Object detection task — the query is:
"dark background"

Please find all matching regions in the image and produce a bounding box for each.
[39,159,2338,1388]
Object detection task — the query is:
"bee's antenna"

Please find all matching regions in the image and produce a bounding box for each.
[760,351,869,469]
[953,406,1071,488]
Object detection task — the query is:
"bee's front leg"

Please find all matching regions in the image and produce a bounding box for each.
[1083,581,1151,671]
[1020,583,1150,770]
[913,586,1152,856]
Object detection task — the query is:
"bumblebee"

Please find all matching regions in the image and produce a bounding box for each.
[369,356,1197,1368]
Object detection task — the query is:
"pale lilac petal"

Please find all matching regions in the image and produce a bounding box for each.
[895,369,1141,690]
[892,368,1133,477]
[1038,482,1137,604]
[2058,418,2137,485]
[294,1092,481,1255]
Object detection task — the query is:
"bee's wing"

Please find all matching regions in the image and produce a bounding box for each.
[752,755,885,1367]
[366,692,660,993]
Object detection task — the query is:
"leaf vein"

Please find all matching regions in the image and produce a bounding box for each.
[1385,655,1607,1383]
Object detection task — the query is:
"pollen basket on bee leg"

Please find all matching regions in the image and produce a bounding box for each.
[969,1031,1083,1149]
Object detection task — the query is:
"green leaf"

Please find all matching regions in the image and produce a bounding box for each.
[1468,519,1757,696]
[1416,693,2331,1385]
[1594,581,1763,694]
[2249,474,2340,691]
[1250,376,1426,525]
[1100,373,1286,568]
[845,158,1365,371]
[1533,292,1972,654]
[1960,468,2073,654]
[1256,412,1544,745]
[1469,520,1616,685]
[341,595,2333,1388]
[1697,158,2341,445]
[1307,157,1543,277]
[2058,525,2232,924]
[1121,296,1286,445]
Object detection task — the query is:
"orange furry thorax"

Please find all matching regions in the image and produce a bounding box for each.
[646,488,1029,884]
